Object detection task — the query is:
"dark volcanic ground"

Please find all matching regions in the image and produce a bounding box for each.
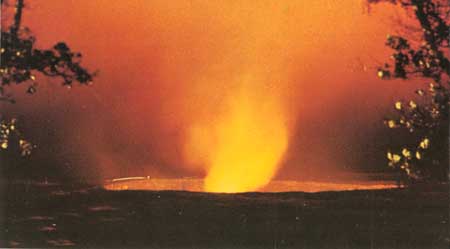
[1,182,448,249]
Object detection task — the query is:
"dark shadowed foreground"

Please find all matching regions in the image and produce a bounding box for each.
[1,182,448,249]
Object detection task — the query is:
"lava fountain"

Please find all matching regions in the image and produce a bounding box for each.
[185,74,288,193]
[205,90,287,192]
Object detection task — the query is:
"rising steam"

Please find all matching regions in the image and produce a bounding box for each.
[15,1,403,187]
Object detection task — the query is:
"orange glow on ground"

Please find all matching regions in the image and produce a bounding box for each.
[103,178,398,193]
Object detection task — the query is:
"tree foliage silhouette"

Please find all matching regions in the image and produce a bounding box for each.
[369,0,449,183]
[1,0,94,155]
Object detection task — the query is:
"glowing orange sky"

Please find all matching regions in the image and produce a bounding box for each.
[3,0,421,183]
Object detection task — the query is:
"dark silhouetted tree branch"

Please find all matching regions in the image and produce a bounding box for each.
[1,0,95,155]
[370,0,449,183]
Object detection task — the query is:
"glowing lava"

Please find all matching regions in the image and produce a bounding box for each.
[186,77,288,193]
[205,92,287,192]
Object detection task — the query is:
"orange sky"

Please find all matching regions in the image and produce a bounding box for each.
[2,0,422,183]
